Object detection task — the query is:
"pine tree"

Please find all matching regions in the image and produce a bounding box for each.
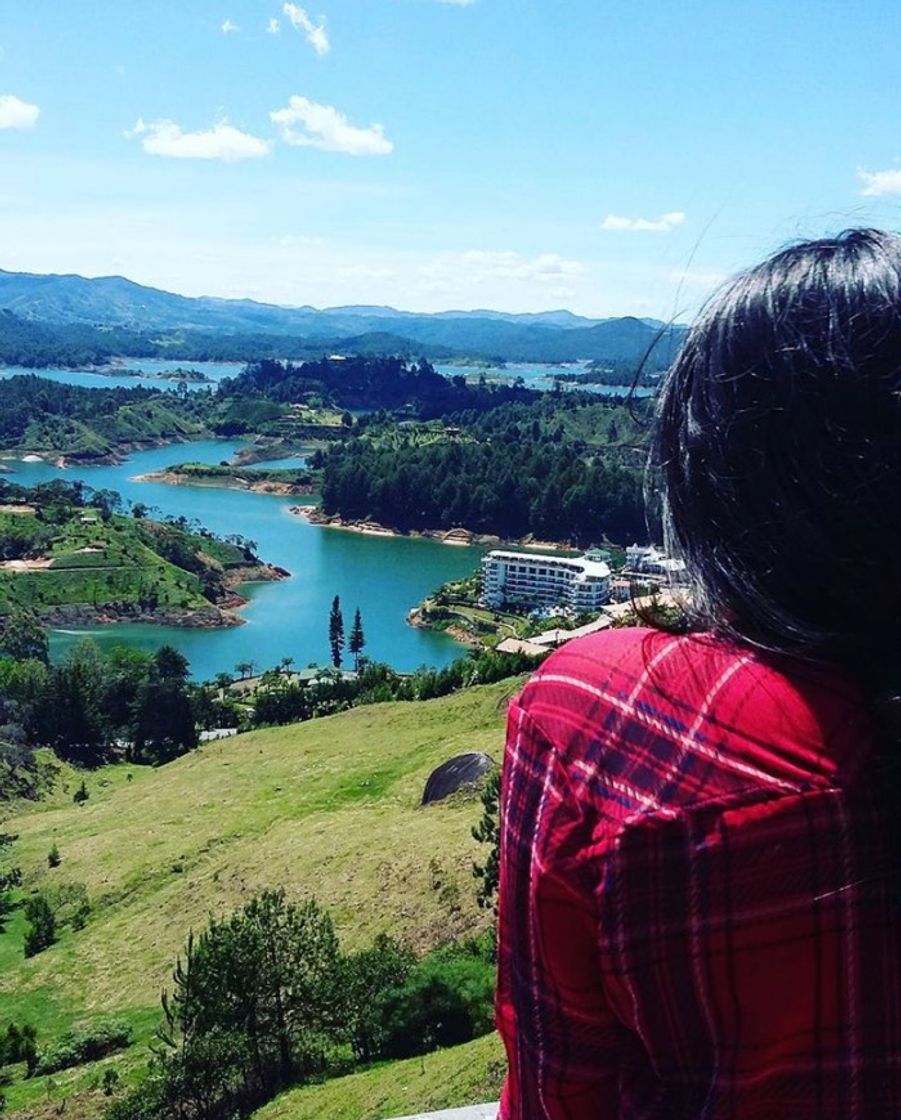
[348,608,365,671]
[328,596,345,669]
[471,769,501,912]
[23,894,56,957]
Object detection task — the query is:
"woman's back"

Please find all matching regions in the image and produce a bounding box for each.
[496,626,900,1118]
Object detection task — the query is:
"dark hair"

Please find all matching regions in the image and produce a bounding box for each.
[653,228,901,682]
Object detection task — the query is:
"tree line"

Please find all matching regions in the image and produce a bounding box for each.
[105,890,495,1120]
[0,616,203,774]
[220,356,540,417]
[320,435,645,545]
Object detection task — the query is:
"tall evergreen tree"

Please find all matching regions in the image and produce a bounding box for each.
[348,608,365,671]
[23,894,56,957]
[328,596,345,669]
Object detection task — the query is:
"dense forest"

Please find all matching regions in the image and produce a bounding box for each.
[0,311,153,369]
[0,357,655,546]
[220,356,540,416]
[319,435,645,544]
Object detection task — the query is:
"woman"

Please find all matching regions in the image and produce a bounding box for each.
[495,229,901,1118]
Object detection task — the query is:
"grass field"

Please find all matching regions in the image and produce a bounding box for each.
[0,680,515,1116]
[256,1032,505,1120]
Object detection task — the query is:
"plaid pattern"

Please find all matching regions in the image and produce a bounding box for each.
[495,627,899,1119]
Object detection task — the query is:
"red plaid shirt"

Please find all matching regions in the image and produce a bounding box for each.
[496,627,899,1119]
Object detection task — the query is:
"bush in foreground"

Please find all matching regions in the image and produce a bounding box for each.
[34,1019,132,1076]
[105,892,496,1120]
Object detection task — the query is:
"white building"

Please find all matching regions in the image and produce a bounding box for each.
[481,549,611,613]
[625,544,687,579]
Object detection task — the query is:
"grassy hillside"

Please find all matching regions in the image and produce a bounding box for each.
[256,1032,505,1120]
[0,505,267,622]
[0,374,210,462]
[0,681,513,1116]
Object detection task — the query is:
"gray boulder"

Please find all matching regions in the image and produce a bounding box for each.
[422,752,495,805]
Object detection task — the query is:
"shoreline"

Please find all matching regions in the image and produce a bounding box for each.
[34,563,289,631]
[134,469,315,497]
[0,433,213,469]
[287,505,577,553]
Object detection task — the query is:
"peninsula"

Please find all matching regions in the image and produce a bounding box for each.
[0,480,288,628]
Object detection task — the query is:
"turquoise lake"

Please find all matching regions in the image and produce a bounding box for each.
[0,357,644,680]
[2,435,485,680]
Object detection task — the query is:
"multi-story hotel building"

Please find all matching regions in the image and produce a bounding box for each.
[481,549,612,613]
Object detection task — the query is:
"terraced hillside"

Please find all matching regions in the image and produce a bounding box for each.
[0,680,514,1117]
[0,502,278,625]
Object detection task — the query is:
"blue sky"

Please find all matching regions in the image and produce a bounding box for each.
[2,0,901,318]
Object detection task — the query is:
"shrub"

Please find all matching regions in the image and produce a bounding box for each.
[34,1019,132,1076]
[0,1023,37,1076]
[372,941,495,1059]
[23,895,56,958]
[47,843,61,868]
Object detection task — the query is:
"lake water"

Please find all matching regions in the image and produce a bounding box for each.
[3,438,485,680]
[0,358,240,393]
[0,358,652,398]
[0,355,637,680]
[436,362,654,396]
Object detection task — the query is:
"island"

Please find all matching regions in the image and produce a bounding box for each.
[0,480,288,628]
[135,461,318,497]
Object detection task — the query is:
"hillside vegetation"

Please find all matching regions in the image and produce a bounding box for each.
[0,375,209,461]
[0,486,274,625]
[0,680,512,1117]
[256,1032,505,1120]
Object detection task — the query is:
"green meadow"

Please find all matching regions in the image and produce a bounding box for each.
[0,680,515,1117]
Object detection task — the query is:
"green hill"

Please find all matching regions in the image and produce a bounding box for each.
[256,1032,505,1120]
[0,494,279,626]
[0,681,513,1117]
[0,374,209,462]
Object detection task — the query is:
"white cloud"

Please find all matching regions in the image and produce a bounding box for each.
[0,94,40,130]
[282,4,330,55]
[270,96,393,156]
[601,210,685,232]
[267,17,281,33]
[436,0,477,5]
[858,167,901,197]
[125,117,271,162]
[221,17,240,33]
[421,250,585,287]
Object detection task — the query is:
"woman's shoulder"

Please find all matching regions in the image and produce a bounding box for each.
[517,627,874,794]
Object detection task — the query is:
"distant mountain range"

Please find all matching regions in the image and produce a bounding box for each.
[0,268,685,366]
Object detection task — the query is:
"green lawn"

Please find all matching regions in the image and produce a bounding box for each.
[0,681,515,1117]
[255,1032,506,1120]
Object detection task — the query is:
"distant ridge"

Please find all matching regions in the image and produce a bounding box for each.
[0,267,686,365]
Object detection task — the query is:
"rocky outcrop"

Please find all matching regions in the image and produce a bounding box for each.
[422,753,496,805]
